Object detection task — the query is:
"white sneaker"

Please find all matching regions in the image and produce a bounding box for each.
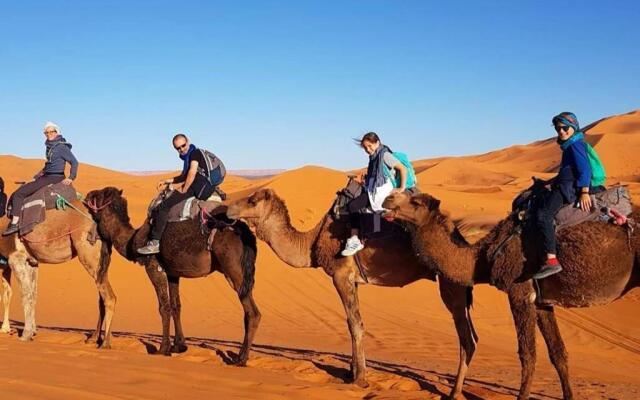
[341,236,364,257]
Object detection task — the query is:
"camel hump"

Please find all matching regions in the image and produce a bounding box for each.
[10,182,80,236]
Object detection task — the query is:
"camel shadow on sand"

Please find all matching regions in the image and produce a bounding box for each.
[8,320,562,400]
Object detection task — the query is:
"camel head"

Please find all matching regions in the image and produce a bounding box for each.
[84,187,130,227]
[227,188,280,228]
[383,192,442,226]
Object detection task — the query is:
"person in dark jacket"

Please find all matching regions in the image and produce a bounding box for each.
[137,133,215,255]
[532,112,602,279]
[2,122,78,236]
[0,177,7,218]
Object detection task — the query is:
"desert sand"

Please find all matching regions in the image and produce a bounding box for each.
[0,110,639,399]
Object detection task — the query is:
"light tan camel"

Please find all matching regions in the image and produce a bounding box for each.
[227,188,478,398]
[0,263,11,333]
[382,192,640,400]
[0,204,115,345]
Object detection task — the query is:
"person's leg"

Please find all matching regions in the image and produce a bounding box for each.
[532,189,565,279]
[138,190,192,254]
[342,191,369,256]
[3,175,63,235]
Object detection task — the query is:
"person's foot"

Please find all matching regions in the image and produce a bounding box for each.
[137,240,160,255]
[2,223,19,236]
[533,258,563,280]
[341,236,364,257]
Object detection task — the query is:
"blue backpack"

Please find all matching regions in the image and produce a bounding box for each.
[383,151,417,189]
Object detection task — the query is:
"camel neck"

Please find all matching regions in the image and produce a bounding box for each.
[255,210,324,268]
[413,219,487,286]
[99,210,140,261]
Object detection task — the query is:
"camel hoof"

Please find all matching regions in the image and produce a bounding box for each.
[0,326,10,334]
[353,377,369,388]
[158,345,171,356]
[171,343,188,353]
[99,342,112,350]
[233,356,248,367]
[19,331,35,342]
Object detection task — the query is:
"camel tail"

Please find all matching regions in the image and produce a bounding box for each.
[236,221,257,299]
[97,241,112,283]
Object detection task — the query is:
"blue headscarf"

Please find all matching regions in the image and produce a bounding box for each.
[180,144,197,175]
[552,112,580,132]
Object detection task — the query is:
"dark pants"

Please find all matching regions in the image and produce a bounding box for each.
[0,192,6,218]
[9,174,64,218]
[347,191,370,230]
[534,188,566,254]
[150,177,213,241]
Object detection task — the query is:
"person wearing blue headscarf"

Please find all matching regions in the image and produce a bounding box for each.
[137,133,215,255]
[532,112,603,279]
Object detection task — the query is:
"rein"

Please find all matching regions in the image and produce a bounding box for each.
[84,198,114,213]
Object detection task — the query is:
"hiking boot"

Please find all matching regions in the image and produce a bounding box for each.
[341,236,364,257]
[533,259,563,280]
[2,223,19,236]
[137,240,160,255]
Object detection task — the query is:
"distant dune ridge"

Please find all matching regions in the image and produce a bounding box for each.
[1,109,639,399]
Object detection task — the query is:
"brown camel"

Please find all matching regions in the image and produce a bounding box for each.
[84,187,260,364]
[0,204,114,345]
[382,192,640,400]
[226,188,478,398]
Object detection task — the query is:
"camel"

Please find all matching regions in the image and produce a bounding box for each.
[84,187,260,364]
[382,192,640,400]
[226,188,478,398]
[0,263,11,333]
[0,204,115,345]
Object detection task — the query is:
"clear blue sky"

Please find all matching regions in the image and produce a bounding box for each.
[1,1,638,172]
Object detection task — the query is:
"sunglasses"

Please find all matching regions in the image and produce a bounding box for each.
[554,125,571,133]
[174,143,188,151]
[44,130,57,134]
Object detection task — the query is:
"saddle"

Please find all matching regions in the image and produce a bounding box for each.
[148,189,228,249]
[513,181,633,231]
[8,182,79,236]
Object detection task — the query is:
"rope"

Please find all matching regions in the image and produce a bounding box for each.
[20,225,87,244]
[55,194,94,222]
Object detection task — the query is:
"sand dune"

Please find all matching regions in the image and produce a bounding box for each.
[1,109,639,399]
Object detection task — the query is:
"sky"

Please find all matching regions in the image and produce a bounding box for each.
[0,1,639,173]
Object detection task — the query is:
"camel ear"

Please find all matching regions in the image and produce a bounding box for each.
[118,189,123,196]
[413,194,440,211]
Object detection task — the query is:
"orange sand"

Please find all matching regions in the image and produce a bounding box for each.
[1,110,639,399]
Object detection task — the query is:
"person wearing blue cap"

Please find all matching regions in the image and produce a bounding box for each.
[532,112,606,279]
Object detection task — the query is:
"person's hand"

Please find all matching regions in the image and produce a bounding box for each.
[579,193,592,212]
[391,187,405,195]
[157,180,171,191]
[62,178,73,185]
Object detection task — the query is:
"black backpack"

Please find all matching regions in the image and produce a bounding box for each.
[197,149,227,187]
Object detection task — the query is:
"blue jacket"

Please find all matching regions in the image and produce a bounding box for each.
[554,133,591,203]
[40,136,79,180]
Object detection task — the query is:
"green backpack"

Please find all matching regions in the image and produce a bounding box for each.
[383,151,417,189]
[585,142,606,187]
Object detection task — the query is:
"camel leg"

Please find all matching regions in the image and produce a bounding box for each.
[333,267,368,387]
[10,257,38,341]
[536,306,574,400]
[439,278,477,399]
[76,241,116,349]
[85,295,105,345]
[168,276,188,353]
[235,291,261,366]
[145,259,172,356]
[1,267,12,333]
[508,285,538,400]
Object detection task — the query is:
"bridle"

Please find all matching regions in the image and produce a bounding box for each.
[84,198,114,213]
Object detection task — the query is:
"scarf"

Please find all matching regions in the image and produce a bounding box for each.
[45,136,71,161]
[180,144,197,175]
[559,131,584,151]
[366,145,391,191]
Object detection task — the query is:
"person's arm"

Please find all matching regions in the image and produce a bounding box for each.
[179,160,199,193]
[393,163,408,192]
[61,147,79,184]
[571,143,593,211]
